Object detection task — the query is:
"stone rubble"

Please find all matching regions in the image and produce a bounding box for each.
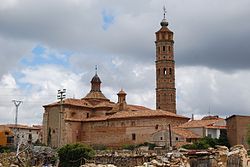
[1,145,250,167]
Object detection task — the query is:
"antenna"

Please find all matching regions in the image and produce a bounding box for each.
[208,104,211,116]
[95,65,98,74]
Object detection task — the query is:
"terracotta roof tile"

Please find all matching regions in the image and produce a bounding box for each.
[172,128,201,139]
[108,109,189,120]
[43,98,114,108]
[127,105,151,111]
[178,119,225,128]
[84,91,108,100]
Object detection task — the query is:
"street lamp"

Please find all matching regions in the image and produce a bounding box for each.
[57,89,66,147]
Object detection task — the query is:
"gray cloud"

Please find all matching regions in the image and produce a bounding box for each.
[0,0,250,124]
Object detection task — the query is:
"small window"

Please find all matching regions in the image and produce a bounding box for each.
[28,134,32,140]
[169,68,172,75]
[29,130,31,132]
[160,137,163,140]
[53,129,55,133]
[163,46,166,52]
[132,133,136,140]
[168,46,171,52]
[5,132,9,135]
[87,113,89,118]
[158,47,160,53]
[155,125,159,130]
[163,68,167,75]
[176,137,179,141]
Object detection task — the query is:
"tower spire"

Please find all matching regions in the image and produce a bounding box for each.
[160,6,168,27]
[95,65,98,75]
[163,6,166,19]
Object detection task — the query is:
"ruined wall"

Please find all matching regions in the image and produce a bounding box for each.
[81,117,187,147]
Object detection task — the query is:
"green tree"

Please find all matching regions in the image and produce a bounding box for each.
[58,143,95,167]
[218,129,230,147]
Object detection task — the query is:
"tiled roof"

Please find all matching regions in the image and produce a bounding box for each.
[126,105,151,111]
[43,98,114,108]
[172,128,201,139]
[84,91,109,100]
[178,118,225,128]
[107,109,189,120]
[78,109,189,123]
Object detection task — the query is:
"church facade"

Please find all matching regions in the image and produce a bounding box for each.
[42,16,189,148]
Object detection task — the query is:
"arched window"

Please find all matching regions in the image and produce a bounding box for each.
[163,46,166,52]
[163,68,167,75]
[168,46,171,52]
[169,68,172,75]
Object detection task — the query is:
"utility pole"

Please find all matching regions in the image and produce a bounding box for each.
[12,100,22,148]
[57,89,66,147]
[168,124,172,150]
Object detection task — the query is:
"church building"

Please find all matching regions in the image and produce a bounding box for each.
[42,14,190,148]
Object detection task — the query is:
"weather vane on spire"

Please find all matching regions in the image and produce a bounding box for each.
[163,6,167,19]
[95,65,98,74]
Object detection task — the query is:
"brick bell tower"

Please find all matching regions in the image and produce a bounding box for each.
[155,10,176,113]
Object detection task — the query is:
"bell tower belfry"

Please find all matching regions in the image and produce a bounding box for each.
[155,10,176,113]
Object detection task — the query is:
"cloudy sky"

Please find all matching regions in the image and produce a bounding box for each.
[0,0,249,125]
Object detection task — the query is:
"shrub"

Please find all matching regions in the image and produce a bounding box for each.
[91,144,107,150]
[182,137,225,150]
[122,144,136,150]
[58,143,95,167]
[138,142,157,150]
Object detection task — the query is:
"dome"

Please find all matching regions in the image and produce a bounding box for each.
[117,89,127,95]
[160,18,168,27]
[91,74,101,83]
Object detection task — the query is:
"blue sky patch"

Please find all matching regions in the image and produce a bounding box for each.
[102,9,115,30]
[21,45,72,67]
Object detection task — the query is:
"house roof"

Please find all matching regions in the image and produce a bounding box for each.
[225,114,250,120]
[172,128,201,139]
[178,118,225,129]
[107,110,189,120]
[65,109,189,123]
[43,98,115,108]
[151,127,200,140]
[6,124,42,130]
